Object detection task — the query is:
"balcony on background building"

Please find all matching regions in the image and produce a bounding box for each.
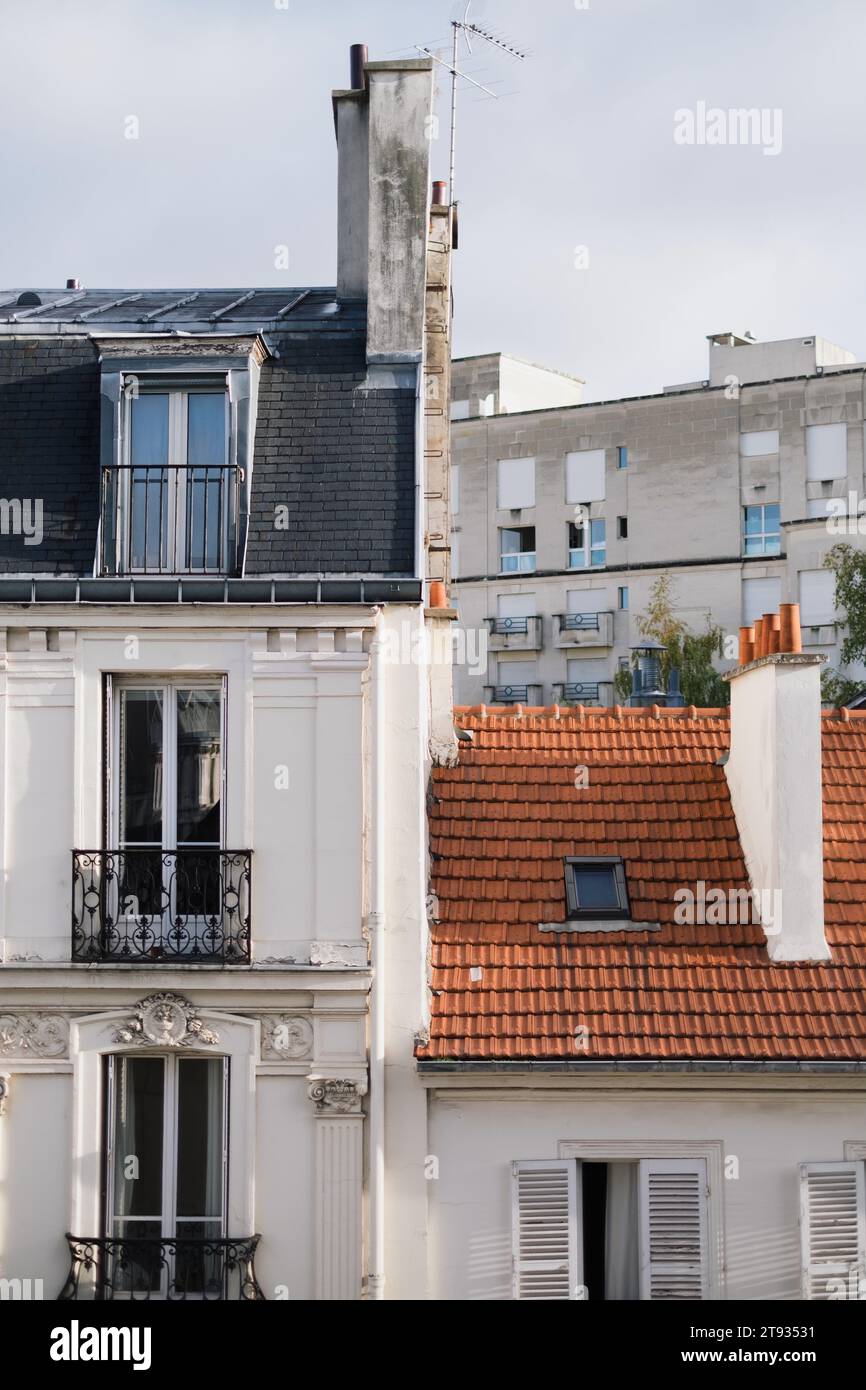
[100,465,242,576]
[59,1234,265,1301]
[554,680,615,707]
[485,615,544,652]
[72,849,252,963]
[554,611,614,649]
[484,683,544,706]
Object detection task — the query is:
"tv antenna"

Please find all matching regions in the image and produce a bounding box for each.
[415,1,528,213]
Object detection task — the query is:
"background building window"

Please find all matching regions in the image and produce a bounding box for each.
[569,518,606,569]
[806,423,847,482]
[742,576,782,626]
[500,526,536,573]
[566,449,606,503]
[743,503,781,556]
[618,586,629,610]
[740,429,780,456]
[497,456,535,509]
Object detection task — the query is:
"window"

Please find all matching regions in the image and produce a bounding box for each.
[493,659,537,703]
[497,457,535,510]
[569,518,606,569]
[565,856,628,920]
[104,1053,228,1295]
[806,423,847,482]
[450,399,470,421]
[500,527,536,574]
[617,446,628,470]
[743,503,781,556]
[617,516,628,540]
[799,569,836,626]
[800,1162,866,1300]
[740,429,779,456]
[742,576,781,626]
[566,449,606,503]
[100,679,242,961]
[494,593,536,633]
[451,464,460,515]
[618,586,629,611]
[103,384,236,575]
[511,1157,709,1300]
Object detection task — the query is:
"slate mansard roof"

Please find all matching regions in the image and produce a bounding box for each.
[0,288,417,585]
[418,706,866,1067]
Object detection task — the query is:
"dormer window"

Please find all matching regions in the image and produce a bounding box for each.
[565,856,629,920]
[101,381,237,576]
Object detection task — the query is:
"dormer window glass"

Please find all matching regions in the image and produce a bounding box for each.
[101,382,237,576]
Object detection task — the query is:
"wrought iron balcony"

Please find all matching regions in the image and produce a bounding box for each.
[72,849,252,963]
[554,611,614,649]
[100,464,241,576]
[554,680,615,707]
[58,1234,264,1300]
[486,615,544,652]
[484,683,544,706]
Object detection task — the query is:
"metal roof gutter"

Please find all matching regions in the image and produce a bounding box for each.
[416,1059,866,1074]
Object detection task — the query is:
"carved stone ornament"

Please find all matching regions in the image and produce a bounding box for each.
[0,1074,9,1115]
[113,993,219,1049]
[261,1015,313,1061]
[307,1077,367,1115]
[0,1013,69,1058]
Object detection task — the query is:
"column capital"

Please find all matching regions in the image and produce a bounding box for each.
[307,1076,367,1115]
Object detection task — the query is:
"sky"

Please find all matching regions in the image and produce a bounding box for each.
[1,0,865,401]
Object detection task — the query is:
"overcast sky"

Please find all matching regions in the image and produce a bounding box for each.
[1,0,864,401]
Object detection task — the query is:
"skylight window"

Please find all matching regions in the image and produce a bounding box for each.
[565,857,629,921]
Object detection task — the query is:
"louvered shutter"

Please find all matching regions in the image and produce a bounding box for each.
[800,1162,866,1300]
[511,1160,582,1299]
[639,1158,709,1300]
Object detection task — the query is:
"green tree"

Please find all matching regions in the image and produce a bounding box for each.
[613,574,730,706]
[821,544,866,705]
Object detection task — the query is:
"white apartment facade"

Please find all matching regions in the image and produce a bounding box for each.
[450,334,866,706]
[0,49,456,1303]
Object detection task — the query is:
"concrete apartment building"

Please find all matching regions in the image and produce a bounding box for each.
[450,332,866,707]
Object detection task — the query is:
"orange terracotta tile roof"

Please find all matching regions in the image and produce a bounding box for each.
[417,706,866,1063]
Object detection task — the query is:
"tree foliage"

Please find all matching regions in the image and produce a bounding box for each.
[821,544,866,705]
[613,574,730,707]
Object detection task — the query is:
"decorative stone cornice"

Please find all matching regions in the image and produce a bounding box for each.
[0,1013,69,1058]
[307,1077,367,1115]
[261,1015,313,1061]
[113,993,218,1049]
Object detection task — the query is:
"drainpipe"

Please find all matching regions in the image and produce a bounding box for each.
[414,361,425,584]
[367,614,386,1299]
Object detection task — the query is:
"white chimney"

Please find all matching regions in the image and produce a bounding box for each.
[332,52,434,369]
[723,644,829,962]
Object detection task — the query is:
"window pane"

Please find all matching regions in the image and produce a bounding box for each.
[187,395,226,467]
[129,395,170,571]
[111,1056,165,1223]
[744,507,761,535]
[130,394,169,468]
[119,689,163,846]
[764,504,781,531]
[176,1059,225,1221]
[176,689,221,845]
[575,865,619,910]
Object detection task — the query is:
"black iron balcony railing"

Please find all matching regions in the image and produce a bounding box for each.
[558,612,601,631]
[554,680,615,706]
[488,616,529,634]
[100,464,241,576]
[72,849,252,963]
[58,1234,265,1301]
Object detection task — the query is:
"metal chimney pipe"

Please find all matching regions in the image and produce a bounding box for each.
[66,278,81,290]
[350,44,368,91]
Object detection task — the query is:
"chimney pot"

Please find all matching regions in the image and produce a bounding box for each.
[429,579,448,609]
[432,180,447,206]
[350,43,368,91]
[779,603,802,654]
[738,625,755,666]
[768,613,782,654]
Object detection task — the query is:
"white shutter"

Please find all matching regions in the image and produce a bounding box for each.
[800,1162,866,1300]
[511,1159,582,1299]
[498,457,535,509]
[639,1158,709,1300]
[566,449,606,503]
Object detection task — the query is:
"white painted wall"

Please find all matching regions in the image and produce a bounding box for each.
[426,1083,866,1301]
